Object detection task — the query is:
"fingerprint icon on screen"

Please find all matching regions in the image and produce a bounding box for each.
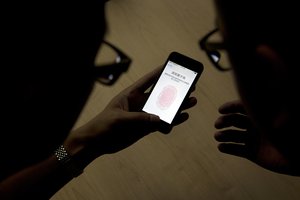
[157,85,177,110]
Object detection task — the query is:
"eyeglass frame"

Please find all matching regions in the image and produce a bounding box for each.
[92,40,132,85]
[199,28,231,71]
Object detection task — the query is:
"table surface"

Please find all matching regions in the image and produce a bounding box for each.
[51,0,300,199]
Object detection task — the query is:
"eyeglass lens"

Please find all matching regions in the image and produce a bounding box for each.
[93,41,131,85]
[205,30,231,71]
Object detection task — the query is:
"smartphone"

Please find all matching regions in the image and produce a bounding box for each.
[142,51,203,124]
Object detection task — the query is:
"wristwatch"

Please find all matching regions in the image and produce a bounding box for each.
[54,145,83,178]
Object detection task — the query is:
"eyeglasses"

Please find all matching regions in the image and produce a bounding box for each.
[199,28,231,71]
[93,40,132,85]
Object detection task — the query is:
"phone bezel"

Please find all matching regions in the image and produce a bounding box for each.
[144,51,204,124]
[167,51,204,76]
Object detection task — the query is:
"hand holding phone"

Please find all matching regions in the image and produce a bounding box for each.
[142,52,203,124]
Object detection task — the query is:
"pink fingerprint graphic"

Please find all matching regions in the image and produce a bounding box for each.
[157,85,177,110]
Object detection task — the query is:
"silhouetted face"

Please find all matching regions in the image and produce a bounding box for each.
[2,1,108,175]
[214,0,300,169]
[213,0,284,133]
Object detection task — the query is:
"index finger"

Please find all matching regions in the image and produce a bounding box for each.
[219,100,247,115]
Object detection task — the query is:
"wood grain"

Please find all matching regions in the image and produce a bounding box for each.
[51,0,300,199]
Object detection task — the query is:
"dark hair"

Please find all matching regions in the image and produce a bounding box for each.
[215,0,298,68]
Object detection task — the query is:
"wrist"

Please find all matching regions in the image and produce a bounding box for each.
[54,145,83,178]
[62,125,106,170]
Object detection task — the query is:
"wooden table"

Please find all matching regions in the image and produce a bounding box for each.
[51,0,300,199]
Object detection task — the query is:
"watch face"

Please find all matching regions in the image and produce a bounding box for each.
[54,145,83,177]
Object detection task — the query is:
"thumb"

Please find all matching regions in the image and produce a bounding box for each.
[122,111,160,129]
[126,112,160,124]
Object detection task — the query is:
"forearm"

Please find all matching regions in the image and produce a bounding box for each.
[0,155,76,199]
[0,125,100,200]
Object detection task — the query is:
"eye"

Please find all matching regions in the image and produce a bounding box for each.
[209,51,221,63]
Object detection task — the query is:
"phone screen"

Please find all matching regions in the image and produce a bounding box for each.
[142,60,198,124]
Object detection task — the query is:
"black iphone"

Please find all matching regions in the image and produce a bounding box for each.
[142,51,204,124]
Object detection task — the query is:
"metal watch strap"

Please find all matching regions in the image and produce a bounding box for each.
[54,145,83,177]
